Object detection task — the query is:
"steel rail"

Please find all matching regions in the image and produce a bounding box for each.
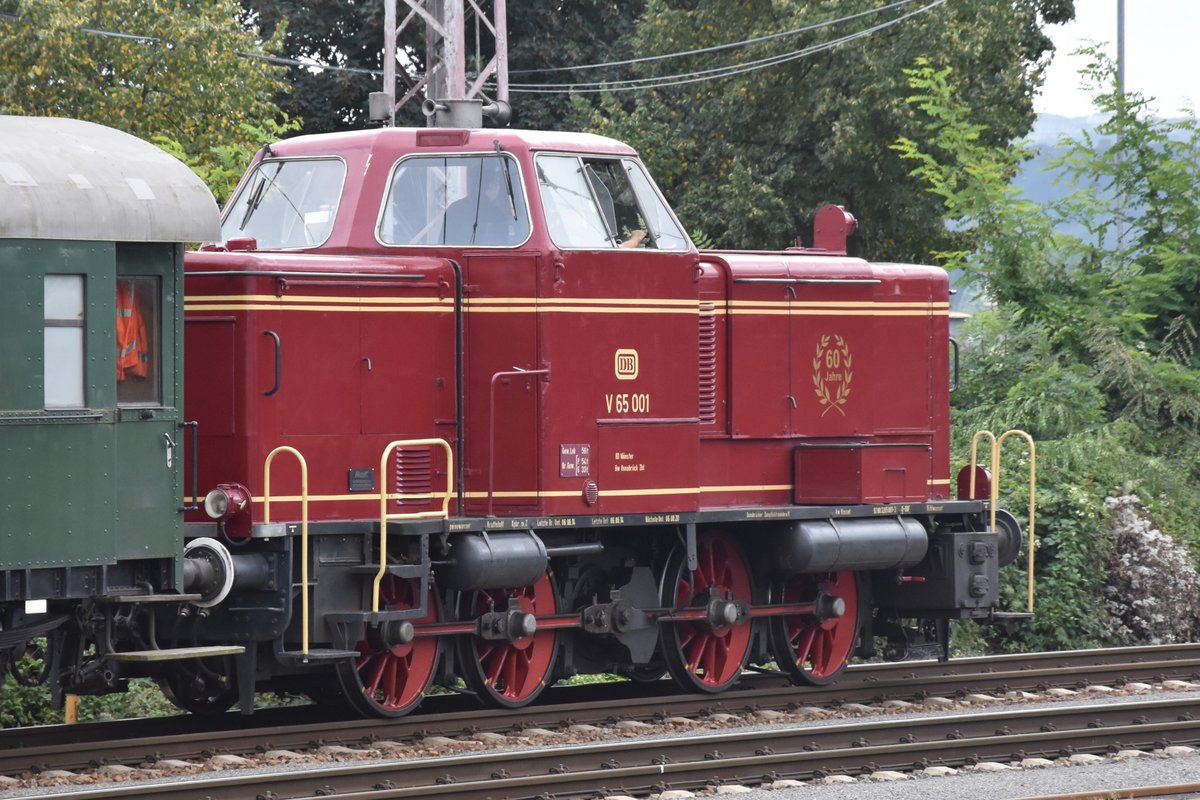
[20,696,1200,799]
[3,644,1199,777]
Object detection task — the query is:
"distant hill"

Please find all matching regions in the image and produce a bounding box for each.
[951,112,1188,314]
[1016,114,1106,206]
[1014,114,1114,242]
[1015,111,1191,225]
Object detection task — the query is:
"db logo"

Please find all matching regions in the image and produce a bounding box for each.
[614,349,639,380]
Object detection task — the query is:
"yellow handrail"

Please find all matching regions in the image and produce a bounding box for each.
[374,438,455,613]
[264,446,310,655]
[998,430,1037,612]
[968,430,998,521]
[969,429,1037,613]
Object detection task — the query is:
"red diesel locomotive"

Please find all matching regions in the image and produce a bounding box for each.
[173,124,1022,717]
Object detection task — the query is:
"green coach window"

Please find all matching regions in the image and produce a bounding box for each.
[44,274,86,408]
[116,276,161,406]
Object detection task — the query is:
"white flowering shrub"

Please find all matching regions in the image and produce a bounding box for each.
[1103,495,1200,644]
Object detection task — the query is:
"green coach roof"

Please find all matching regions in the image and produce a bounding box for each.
[0,116,220,243]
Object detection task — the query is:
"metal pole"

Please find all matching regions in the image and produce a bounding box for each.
[384,0,397,126]
[1116,0,1125,97]
[495,0,508,102]
[1116,0,1126,251]
[448,0,466,99]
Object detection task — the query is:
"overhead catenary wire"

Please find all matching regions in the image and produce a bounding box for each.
[1,0,947,93]
[505,0,949,94]
[237,51,381,76]
[508,0,920,75]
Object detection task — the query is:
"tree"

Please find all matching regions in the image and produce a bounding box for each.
[241,0,408,133]
[0,0,290,196]
[894,54,1200,652]
[506,0,645,131]
[895,54,1200,433]
[574,0,1073,257]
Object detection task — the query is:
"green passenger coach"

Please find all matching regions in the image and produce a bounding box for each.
[0,116,224,699]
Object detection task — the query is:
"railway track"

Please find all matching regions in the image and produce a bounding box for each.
[3,644,1200,796]
[13,693,1200,799]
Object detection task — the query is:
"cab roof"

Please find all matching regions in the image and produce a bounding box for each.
[267,126,640,159]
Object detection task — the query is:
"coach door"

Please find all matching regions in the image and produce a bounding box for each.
[114,244,184,563]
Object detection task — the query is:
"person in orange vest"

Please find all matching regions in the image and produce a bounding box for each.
[116,280,150,381]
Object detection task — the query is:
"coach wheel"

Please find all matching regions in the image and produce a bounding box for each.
[8,638,52,687]
[160,657,238,715]
[455,571,559,709]
[659,532,753,694]
[334,577,441,718]
[768,570,860,686]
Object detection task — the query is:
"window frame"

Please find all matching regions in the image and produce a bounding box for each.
[219,155,348,251]
[115,274,163,409]
[43,274,87,409]
[535,152,692,253]
[375,152,534,250]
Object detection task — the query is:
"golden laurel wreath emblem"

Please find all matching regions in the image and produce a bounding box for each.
[812,334,853,417]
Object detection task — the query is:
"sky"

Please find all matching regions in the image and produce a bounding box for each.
[1035,0,1199,118]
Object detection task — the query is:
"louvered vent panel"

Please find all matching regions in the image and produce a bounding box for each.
[699,303,718,424]
[393,446,434,507]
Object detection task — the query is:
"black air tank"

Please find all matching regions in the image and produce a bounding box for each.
[435,531,548,591]
[776,516,928,573]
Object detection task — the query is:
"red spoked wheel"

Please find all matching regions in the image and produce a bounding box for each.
[768,570,860,686]
[659,532,753,693]
[334,577,441,718]
[456,572,559,708]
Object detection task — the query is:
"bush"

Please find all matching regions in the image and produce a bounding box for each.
[0,673,180,726]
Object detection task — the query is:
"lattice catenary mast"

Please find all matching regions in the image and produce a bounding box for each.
[370,0,511,128]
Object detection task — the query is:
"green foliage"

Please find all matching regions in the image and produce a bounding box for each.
[576,0,1070,256]
[75,679,181,722]
[154,115,302,205]
[953,311,1107,441]
[689,228,716,250]
[0,672,58,727]
[1052,53,1200,348]
[556,672,627,686]
[0,0,291,188]
[904,51,1200,653]
[0,660,179,726]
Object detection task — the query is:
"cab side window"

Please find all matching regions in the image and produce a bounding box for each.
[537,155,611,248]
[583,159,650,248]
[623,161,689,250]
[537,155,690,251]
